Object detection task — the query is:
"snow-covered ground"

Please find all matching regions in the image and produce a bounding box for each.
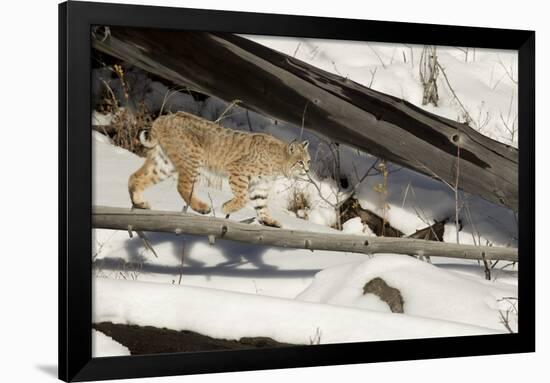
[92,35,518,356]
[92,329,131,357]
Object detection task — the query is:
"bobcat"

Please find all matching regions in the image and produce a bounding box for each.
[128,111,311,227]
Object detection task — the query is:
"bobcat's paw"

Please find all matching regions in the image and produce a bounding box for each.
[260,218,282,228]
[132,201,151,210]
[192,202,212,215]
[222,198,247,215]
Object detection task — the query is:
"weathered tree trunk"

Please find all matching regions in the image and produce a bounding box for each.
[92,27,518,210]
[92,206,517,262]
[340,198,404,237]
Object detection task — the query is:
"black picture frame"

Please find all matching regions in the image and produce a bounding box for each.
[59,1,535,381]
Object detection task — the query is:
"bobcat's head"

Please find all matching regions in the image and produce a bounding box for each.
[287,140,311,177]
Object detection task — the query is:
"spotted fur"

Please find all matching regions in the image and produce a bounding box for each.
[128,111,311,227]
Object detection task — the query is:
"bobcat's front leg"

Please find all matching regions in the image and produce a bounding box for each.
[248,176,281,228]
[222,174,249,217]
[177,178,211,214]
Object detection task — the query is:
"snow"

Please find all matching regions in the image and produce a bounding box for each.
[92,110,113,127]
[342,217,367,235]
[297,255,517,331]
[92,135,517,357]
[94,278,502,347]
[92,329,131,357]
[91,34,518,357]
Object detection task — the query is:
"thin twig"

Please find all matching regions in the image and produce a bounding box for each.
[207,192,216,218]
[368,67,377,88]
[390,47,396,65]
[215,99,242,124]
[498,310,514,333]
[366,43,387,68]
[455,137,461,244]
[463,198,481,246]
[331,61,345,77]
[301,158,379,212]
[497,54,518,84]
[406,183,441,242]
[136,230,158,258]
[293,42,301,57]
[178,238,185,285]
[300,101,310,140]
[436,62,474,125]
[245,110,254,132]
[159,87,188,115]
[415,159,455,192]
[481,252,491,281]
[100,79,119,109]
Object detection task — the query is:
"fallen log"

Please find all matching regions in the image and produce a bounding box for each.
[92,206,517,262]
[407,220,448,241]
[340,197,404,237]
[340,197,447,240]
[92,27,518,210]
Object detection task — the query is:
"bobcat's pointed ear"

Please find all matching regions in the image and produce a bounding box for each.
[302,140,310,149]
[288,140,298,154]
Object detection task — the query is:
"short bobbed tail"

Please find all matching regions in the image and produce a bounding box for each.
[139,130,157,148]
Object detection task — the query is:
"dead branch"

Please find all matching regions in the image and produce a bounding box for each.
[93,206,518,262]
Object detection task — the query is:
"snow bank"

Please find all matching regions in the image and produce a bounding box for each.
[342,217,365,235]
[92,329,131,357]
[297,255,517,331]
[93,278,502,354]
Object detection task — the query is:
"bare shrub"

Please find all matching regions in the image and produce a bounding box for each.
[110,103,153,157]
[96,64,154,156]
[309,327,322,345]
[287,187,311,220]
[419,46,440,106]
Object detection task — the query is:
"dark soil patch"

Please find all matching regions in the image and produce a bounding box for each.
[363,277,404,313]
[93,322,296,355]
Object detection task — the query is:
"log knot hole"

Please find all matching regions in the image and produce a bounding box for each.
[220,225,228,238]
[91,26,111,42]
[363,277,404,313]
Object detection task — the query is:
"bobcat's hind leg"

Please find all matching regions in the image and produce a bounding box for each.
[248,176,281,228]
[174,152,211,214]
[128,152,172,209]
[222,174,249,217]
